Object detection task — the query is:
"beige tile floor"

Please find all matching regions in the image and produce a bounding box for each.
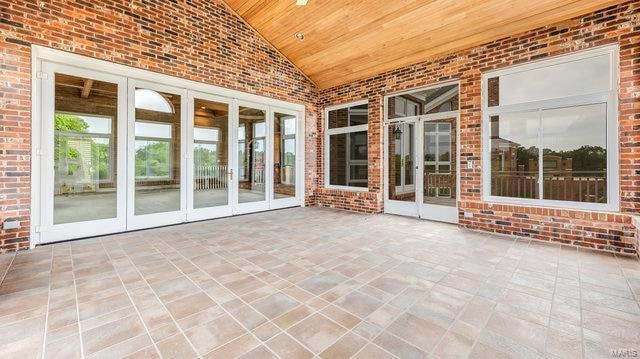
[0,207,639,359]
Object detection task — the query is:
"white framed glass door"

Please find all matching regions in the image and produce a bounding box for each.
[127,79,187,230]
[270,107,302,209]
[234,100,269,214]
[186,91,234,221]
[420,113,459,223]
[384,114,459,223]
[39,62,128,243]
[384,118,419,217]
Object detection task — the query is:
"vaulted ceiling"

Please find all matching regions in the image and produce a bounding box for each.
[224,0,623,90]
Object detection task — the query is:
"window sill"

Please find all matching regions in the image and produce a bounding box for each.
[482,195,619,213]
[324,185,369,193]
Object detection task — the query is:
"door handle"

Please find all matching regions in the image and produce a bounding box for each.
[229,169,233,180]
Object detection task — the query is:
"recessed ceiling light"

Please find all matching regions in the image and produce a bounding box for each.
[296,0,308,5]
[294,32,304,40]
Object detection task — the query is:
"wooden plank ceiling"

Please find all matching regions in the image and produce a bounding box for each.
[223,0,623,89]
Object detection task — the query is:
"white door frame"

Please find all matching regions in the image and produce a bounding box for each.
[383,116,420,217]
[38,62,128,243]
[383,112,460,223]
[234,100,270,215]
[126,79,188,230]
[269,106,304,210]
[186,91,235,221]
[418,111,460,224]
[31,46,305,247]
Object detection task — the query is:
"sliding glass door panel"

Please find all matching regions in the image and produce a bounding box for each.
[127,80,187,229]
[40,62,127,243]
[237,105,268,204]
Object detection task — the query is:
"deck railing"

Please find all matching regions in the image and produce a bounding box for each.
[491,171,606,202]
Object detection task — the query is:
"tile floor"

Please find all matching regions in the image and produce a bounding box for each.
[0,207,639,358]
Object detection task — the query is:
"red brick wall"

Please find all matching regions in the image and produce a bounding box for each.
[0,0,318,251]
[317,1,639,254]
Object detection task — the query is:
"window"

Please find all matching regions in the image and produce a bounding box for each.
[281,116,296,185]
[237,125,246,180]
[54,113,113,183]
[194,127,219,168]
[325,101,368,189]
[483,46,618,211]
[135,121,172,179]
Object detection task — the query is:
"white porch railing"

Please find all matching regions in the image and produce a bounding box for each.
[195,165,228,190]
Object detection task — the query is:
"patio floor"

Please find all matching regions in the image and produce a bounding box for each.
[0,207,638,358]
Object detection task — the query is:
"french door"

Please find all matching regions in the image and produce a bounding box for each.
[127,80,188,230]
[38,60,303,244]
[39,62,128,243]
[384,113,459,223]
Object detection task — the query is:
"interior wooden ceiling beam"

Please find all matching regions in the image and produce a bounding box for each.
[223,0,625,89]
[81,79,94,99]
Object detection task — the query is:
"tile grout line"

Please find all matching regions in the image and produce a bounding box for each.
[156,234,355,356]
[127,237,279,358]
[149,238,298,358]
[70,244,86,359]
[40,247,54,359]
[98,240,165,358]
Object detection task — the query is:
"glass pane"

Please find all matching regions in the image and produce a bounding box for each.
[193,99,228,209]
[329,131,368,188]
[490,112,539,199]
[134,88,181,215]
[387,84,458,120]
[274,113,296,199]
[238,106,266,203]
[328,103,368,129]
[491,53,611,106]
[424,119,456,207]
[349,132,368,161]
[388,122,415,202]
[53,73,118,224]
[542,103,607,203]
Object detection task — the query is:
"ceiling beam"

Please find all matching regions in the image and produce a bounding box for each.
[81,79,94,99]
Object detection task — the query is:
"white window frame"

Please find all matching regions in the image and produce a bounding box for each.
[324,99,369,191]
[134,120,173,180]
[481,45,620,212]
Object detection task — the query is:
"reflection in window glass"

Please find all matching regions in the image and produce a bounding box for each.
[388,122,415,202]
[387,84,459,120]
[326,103,369,188]
[193,99,228,209]
[424,120,456,206]
[134,88,181,215]
[488,54,611,107]
[542,104,607,203]
[53,73,118,224]
[238,107,266,203]
[490,112,540,199]
[274,113,296,198]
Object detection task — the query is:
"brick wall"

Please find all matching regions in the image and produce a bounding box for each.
[0,0,318,251]
[317,1,639,254]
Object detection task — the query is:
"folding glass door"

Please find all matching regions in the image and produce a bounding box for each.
[39,62,128,243]
[127,80,187,230]
[38,59,303,244]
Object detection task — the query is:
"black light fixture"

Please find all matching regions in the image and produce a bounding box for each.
[392,124,403,140]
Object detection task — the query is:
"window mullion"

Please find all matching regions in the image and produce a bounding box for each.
[538,109,544,200]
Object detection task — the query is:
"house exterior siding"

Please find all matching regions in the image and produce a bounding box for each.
[316,1,639,254]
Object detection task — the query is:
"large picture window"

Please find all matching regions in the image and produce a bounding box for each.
[482,46,618,211]
[134,121,172,179]
[325,101,369,189]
